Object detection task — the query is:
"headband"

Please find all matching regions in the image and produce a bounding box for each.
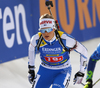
[39,18,56,30]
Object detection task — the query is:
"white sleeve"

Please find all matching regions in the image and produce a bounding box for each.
[62,34,88,73]
[28,34,39,66]
[28,43,35,66]
[75,41,88,73]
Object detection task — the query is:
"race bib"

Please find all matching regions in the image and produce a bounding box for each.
[44,56,63,62]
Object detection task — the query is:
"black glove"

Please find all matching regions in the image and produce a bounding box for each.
[84,79,92,88]
[73,71,84,84]
[28,65,35,84]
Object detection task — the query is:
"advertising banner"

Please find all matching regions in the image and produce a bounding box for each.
[0,0,100,63]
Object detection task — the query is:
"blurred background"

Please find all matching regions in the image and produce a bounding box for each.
[0,0,100,88]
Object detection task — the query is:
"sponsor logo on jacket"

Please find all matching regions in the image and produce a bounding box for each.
[42,48,61,51]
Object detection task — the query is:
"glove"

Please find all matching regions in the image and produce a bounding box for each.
[28,65,35,84]
[84,79,92,88]
[28,70,35,84]
[73,71,84,84]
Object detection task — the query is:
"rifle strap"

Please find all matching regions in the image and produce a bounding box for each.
[37,30,74,52]
[36,34,43,50]
[55,30,70,52]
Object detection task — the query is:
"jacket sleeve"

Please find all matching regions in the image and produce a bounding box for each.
[74,41,88,73]
[61,33,88,73]
[28,34,39,66]
[28,43,36,66]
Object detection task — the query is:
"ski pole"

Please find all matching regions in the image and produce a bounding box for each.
[45,1,60,31]
[81,83,85,86]
[93,78,100,86]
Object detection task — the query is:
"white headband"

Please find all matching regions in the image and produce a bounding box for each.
[39,18,56,30]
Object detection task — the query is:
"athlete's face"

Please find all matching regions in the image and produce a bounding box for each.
[40,27,55,41]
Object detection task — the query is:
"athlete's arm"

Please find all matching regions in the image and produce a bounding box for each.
[74,41,88,73]
[61,33,88,72]
[28,34,39,66]
[28,35,37,84]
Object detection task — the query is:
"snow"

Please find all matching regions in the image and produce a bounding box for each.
[0,37,100,88]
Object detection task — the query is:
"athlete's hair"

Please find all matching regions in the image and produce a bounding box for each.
[39,13,54,20]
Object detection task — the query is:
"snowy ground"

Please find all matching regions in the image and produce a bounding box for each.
[0,37,100,88]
